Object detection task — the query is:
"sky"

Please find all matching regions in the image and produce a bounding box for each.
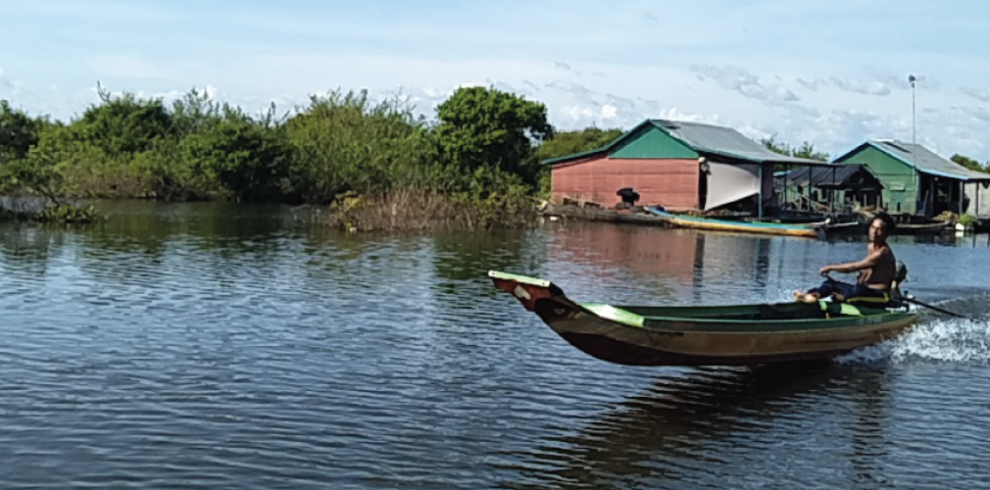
[3,0,990,161]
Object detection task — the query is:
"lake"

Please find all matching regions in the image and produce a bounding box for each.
[2,201,989,489]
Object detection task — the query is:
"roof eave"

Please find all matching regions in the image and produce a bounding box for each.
[540,119,658,166]
[868,141,990,181]
[917,168,990,182]
[768,158,839,167]
[700,148,836,166]
[830,141,874,164]
[542,148,607,166]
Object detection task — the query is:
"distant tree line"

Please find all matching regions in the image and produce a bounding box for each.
[0,85,560,228]
[949,154,990,173]
[8,85,985,228]
[760,135,831,162]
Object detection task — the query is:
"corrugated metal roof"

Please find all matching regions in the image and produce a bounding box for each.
[543,118,837,166]
[774,164,880,187]
[865,140,990,181]
[650,119,832,166]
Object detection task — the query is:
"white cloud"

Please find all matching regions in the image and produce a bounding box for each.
[656,107,708,123]
[961,86,990,103]
[796,78,824,92]
[522,80,540,93]
[829,77,892,96]
[0,69,13,91]
[603,93,637,114]
[544,80,599,105]
[795,76,893,97]
[560,104,625,126]
[600,104,618,120]
[690,64,800,103]
[486,79,534,97]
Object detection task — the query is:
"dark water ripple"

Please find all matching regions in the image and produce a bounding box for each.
[1,207,990,489]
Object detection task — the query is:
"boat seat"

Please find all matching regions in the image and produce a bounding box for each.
[839,261,909,310]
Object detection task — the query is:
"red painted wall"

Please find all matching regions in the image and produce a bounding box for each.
[551,157,700,208]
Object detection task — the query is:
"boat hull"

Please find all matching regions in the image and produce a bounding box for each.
[536,296,915,366]
[645,207,822,238]
[491,271,918,367]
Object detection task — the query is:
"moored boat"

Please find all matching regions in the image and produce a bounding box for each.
[489,270,918,367]
[855,209,954,235]
[888,221,953,235]
[645,207,826,238]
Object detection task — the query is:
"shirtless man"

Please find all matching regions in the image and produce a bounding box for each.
[794,213,897,303]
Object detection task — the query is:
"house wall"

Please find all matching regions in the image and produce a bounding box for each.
[963,182,990,217]
[775,178,884,211]
[835,146,918,214]
[551,157,700,208]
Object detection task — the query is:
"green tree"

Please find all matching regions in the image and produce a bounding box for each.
[0,100,42,163]
[181,118,292,202]
[1,124,81,203]
[536,127,623,161]
[950,153,989,173]
[284,89,438,203]
[170,88,226,136]
[76,87,175,158]
[435,86,553,192]
[761,135,830,161]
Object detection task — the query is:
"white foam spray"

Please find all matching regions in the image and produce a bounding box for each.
[836,316,990,365]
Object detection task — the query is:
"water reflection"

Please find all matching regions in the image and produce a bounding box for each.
[844,368,895,490]
[2,203,989,489]
[548,224,699,284]
[0,225,71,276]
[544,223,783,306]
[694,232,774,298]
[502,364,894,490]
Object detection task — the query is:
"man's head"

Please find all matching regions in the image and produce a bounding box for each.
[870,212,895,243]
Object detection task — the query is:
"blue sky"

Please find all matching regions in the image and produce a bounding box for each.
[4,0,990,161]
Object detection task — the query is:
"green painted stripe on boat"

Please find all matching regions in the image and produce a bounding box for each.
[581,303,646,328]
[487,270,551,288]
[820,301,863,316]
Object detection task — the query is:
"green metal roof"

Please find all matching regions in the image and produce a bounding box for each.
[650,119,831,165]
[834,140,990,182]
[543,118,836,166]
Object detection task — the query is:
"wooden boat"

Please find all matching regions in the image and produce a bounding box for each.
[816,220,868,236]
[645,207,824,238]
[489,270,918,367]
[539,202,676,227]
[855,210,953,235]
[890,221,953,235]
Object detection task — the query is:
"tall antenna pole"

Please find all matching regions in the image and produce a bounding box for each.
[908,74,924,215]
[908,75,918,149]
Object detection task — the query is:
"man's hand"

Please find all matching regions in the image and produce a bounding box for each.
[820,265,834,276]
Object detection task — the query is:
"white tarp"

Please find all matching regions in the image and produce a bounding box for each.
[704,161,763,211]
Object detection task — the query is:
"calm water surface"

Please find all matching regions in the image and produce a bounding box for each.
[2,202,990,489]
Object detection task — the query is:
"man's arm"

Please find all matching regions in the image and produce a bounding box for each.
[821,248,887,274]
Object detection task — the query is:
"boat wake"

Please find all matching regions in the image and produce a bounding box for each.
[836,315,990,365]
[827,290,990,365]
